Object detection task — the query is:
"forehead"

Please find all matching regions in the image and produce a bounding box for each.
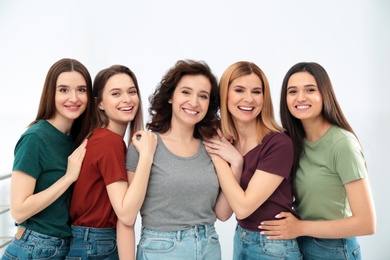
[176,74,211,92]
[56,71,86,85]
[288,71,316,86]
[105,73,135,88]
[229,73,262,88]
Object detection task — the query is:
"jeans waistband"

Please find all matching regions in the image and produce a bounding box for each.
[18,228,69,246]
[71,225,116,241]
[141,223,215,242]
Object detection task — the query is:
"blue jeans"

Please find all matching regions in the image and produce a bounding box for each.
[136,223,221,260]
[233,224,302,260]
[298,236,361,260]
[1,228,70,259]
[65,226,118,260]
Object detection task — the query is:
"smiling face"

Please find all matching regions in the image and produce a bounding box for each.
[169,74,211,128]
[227,73,263,124]
[98,73,139,133]
[52,71,88,124]
[286,71,323,122]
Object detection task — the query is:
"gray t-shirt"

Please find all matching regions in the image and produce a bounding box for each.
[126,132,219,231]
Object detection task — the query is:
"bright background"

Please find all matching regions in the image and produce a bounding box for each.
[1,1,389,259]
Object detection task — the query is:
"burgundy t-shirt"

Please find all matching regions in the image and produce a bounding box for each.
[70,128,128,228]
[237,132,298,231]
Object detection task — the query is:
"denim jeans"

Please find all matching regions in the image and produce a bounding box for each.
[136,223,221,260]
[65,226,118,260]
[1,228,70,260]
[297,236,361,260]
[233,224,302,260]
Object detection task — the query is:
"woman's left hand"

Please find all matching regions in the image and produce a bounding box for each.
[259,212,302,239]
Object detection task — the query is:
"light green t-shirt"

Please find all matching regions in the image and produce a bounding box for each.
[294,125,367,221]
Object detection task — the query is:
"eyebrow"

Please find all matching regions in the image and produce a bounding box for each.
[287,84,317,89]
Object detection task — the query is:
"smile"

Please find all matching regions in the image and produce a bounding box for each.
[183,108,198,115]
[238,106,254,111]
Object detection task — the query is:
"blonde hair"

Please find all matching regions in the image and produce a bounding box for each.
[219,61,283,143]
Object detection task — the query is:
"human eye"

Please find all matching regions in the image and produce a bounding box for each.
[181,90,190,95]
[253,88,262,94]
[77,87,87,93]
[129,88,138,95]
[111,91,120,97]
[234,88,244,93]
[200,94,209,100]
[58,87,68,93]
[287,89,297,95]
[307,88,316,93]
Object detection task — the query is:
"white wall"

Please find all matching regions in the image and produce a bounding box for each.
[1,0,389,258]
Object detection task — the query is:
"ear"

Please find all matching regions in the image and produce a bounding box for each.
[96,97,104,111]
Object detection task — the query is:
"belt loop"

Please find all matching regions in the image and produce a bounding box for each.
[20,229,31,242]
[176,230,181,242]
[205,224,209,236]
[83,228,89,242]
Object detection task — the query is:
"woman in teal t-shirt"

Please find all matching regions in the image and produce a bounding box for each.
[2,58,93,260]
[260,62,376,260]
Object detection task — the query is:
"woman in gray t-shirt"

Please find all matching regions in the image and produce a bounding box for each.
[125,60,235,260]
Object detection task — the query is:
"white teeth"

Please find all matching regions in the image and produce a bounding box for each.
[239,106,253,111]
[297,105,309,109]
[184,109,198,115]
[120,107,132,111]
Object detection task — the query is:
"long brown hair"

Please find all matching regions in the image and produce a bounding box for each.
[219,61,283,143]
[92,65,144,144]
[147,59,219,139]
[30,58,93,147]
[280,62,356,174]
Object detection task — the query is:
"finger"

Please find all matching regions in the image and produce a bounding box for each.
[216,128,223,138]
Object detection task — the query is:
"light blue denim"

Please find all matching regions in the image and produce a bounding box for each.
[136,223,221,260]
[297,236,361,260]
[1,228,70,260]
[233,224,302,260]
[65,226,118,260]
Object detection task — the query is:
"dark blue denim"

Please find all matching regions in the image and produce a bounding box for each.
[65,226,118,260]
[1,228,70,259]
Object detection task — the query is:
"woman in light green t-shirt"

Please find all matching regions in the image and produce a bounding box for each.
[260,62,376,260]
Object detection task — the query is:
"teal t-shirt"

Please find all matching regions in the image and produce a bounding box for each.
[13,120,74,238]
[294,125,367,221]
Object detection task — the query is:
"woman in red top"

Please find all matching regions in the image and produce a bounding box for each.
[67,65,157,259]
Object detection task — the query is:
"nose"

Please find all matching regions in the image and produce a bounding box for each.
[188,94,198,107]
[243,91,254,102]
[122,93,132,103]
[297,91,306,102]
[69,90,78,102]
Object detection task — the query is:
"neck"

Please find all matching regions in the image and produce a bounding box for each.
[302,116,332,142]
[234,119,258,155]
[46,118,73,135]
[106,122,128,137]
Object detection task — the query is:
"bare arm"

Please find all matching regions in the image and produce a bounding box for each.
[10,139,87,223]
[107,131,157,226]
[204,133,283,220]
[260,178,376,239]
[117,219,135,260]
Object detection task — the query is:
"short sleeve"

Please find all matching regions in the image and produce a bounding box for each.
[97,136,128,185]
[257,133,294,179]
[126,142,140,172]
[333,135,367,184]
[13,134,42,179]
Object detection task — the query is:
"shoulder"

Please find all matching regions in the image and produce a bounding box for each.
[263,131,293,148]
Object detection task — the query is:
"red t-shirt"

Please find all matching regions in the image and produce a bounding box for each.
[70,128,128,228]
[237,132,299,231]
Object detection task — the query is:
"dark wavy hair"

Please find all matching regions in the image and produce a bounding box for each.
[92,65,144,144]
[29,58,93,147]
[147,59,219,139]
[280,62,356,174]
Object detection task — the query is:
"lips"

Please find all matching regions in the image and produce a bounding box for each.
[183,108,198,115]
[65,105,81,111]
[296,105,310,110]
[238,106,254,111]
[119,106,134,111]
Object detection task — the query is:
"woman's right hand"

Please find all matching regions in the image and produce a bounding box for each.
[132,131,157,156]
[65,139,88,182]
